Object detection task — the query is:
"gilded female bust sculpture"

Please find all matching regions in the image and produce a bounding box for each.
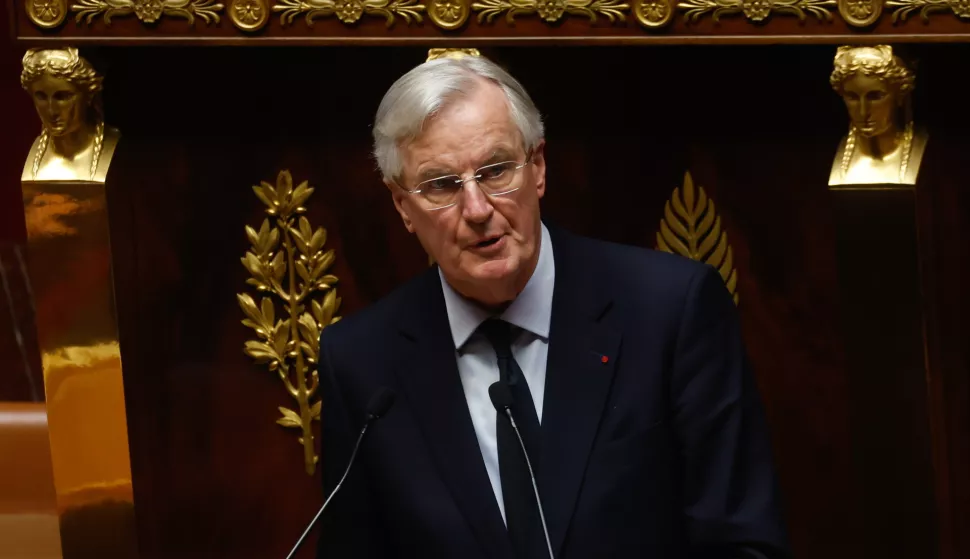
[828,45,928,187]
[20,48,120,183]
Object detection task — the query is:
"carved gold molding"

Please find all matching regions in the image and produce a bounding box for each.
[886,0,970,20]
[677,0,834,22]
[238,169,342,475]
[22,0,970,28]
[471,0,629,23]
[634,0,674,25]
[27,0,69,27]
[71,0,224,24]
[427,47,481,60]
[838,0,882,24]
[656,171,738,305]
[273,0,425,26]
[230,0,270,28]
[428,0,470,26]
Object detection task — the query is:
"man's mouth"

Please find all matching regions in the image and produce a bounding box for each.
[474,235,503,249]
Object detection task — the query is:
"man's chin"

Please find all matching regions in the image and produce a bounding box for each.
[466,257,515,281]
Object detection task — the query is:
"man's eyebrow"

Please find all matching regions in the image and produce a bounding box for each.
[416,166,457,181]
[481,148,515,165]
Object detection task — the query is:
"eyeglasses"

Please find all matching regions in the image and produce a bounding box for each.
[403,158,532,211]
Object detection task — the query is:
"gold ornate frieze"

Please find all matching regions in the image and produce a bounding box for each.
[677,0,834,22]
[886,0,970,20]
[71,0,224,25]
[272,0,424,26]
[656,171,739,305]
[471,0,629,24]
[238,169,342,476]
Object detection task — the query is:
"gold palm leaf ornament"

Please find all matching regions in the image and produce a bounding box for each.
[656,171,739,305]
[237,169,342,475]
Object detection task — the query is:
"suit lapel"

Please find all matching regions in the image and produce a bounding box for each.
[392,268,514,559]
[541,225,622,557]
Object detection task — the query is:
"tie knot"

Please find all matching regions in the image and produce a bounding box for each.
[478,318,513,360]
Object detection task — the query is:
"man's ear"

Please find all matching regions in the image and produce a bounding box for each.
[531,140,547,199]
[386,180,415,233]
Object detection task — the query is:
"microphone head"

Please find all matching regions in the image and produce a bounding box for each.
[488,381,513,411]
[366,387,396,419]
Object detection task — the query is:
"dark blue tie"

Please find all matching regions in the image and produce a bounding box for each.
[478,318,545,558]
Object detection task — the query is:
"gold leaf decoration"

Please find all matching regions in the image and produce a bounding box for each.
[886,0,970,21]
[273,0,424,26]
[838,0,881,25]
[634,0,674,26]
[427,47,481,61]
[677,0,834,22]
[71,0,224,24]
[28,0,69,28]
[471,0,628,24]
[238,169,342,475]
[656,171,738,305]
[229,0,270,28]
[427,0,470,26]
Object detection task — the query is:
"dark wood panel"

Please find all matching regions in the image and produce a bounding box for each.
[91,44,968,559]
[832,189,937,559]
[909,58,970,559]
[0,2,43,402]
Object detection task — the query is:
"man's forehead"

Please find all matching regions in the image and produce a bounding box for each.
[410,142,518,176]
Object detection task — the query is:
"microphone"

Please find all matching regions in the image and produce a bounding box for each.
[284,386,396,559]
[488,381,555,559]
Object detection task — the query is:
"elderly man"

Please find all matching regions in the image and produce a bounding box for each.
[315,55,789,559]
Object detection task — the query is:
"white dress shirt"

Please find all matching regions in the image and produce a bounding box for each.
[438,223,555,524]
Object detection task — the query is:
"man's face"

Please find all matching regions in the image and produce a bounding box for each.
[388,81,547,307]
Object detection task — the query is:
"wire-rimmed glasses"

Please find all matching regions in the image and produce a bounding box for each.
[402,157,532,211]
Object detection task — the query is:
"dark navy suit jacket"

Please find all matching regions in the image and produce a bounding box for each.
[315,223,789,559]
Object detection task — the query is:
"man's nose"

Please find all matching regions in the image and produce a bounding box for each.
[460,179,494,224]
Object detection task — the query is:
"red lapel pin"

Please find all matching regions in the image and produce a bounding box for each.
[601,355,609,364]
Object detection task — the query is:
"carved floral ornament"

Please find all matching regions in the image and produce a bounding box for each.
[24,0,970,28]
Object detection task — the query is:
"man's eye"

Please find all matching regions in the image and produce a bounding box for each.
[427,178,458,191]
[480,165,510,181]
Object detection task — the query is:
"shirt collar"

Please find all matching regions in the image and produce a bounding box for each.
[439,222,555,350]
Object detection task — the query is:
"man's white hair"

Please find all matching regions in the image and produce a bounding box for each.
[372,55,545,182]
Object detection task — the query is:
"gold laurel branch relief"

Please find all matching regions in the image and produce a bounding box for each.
[71,0,223,24]
[273,0,424,26]
[238,170,342,476]
[886,0,970,22]
[656,171,738,305]
[677,0,834,22]
[471,0,628,24]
